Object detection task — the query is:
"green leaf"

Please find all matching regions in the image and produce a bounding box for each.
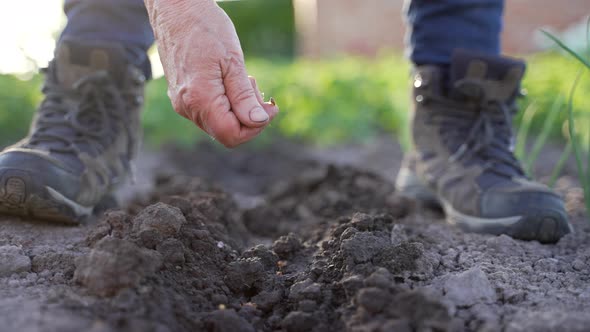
[548,141,572,188]
[525,96,563,176]
[566,71,590,212]
[541,30,590,69]
[515,103,537,164]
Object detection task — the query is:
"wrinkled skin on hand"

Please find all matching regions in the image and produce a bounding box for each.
[145,0,279,148]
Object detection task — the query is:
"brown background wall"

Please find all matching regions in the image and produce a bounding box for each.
[502,0,589,53]
[294,0,590,58]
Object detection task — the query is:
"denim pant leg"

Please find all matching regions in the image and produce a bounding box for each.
[404,0,505,66]
[60,0,154,78]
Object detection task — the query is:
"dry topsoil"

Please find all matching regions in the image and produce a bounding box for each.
[0,139,589,332]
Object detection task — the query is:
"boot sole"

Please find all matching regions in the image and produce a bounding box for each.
[443,200,572,244]
[396,167,572,243]
[0,169,93,224]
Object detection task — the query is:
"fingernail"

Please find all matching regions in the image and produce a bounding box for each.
[250,108,269,122]
[270,97,276,106]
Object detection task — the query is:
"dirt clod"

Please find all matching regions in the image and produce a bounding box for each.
[132,202,185,248]
[0,245,31,277]
[357,287,390,313]
[74,237,162,296]
[272,233,303,260]
[444,266,497,307]
[282,311,319,332]
[205,309,255,332]
[156,238,186,265]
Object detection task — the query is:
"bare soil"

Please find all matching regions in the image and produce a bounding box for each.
[0,137,589,332]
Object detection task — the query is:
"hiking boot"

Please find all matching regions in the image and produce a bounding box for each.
[395,50,572,243]
[0,40,145,223]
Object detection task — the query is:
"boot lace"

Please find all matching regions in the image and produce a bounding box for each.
[27,67,136,159]
[425,81,525,178]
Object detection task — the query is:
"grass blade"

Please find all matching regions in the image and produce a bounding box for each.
[587,113,590,180]
[566,71,590,211]
[515,102,537,163]
[548,141,572,188]
[525,96,564,176]
[541,30,590,69]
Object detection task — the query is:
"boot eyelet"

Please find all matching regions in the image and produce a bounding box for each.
[414,78,423,88]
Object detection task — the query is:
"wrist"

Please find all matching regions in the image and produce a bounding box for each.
[145,0,217,25]
[145,0,216,12]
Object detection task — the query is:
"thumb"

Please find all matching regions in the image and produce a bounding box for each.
[223,58,269,128]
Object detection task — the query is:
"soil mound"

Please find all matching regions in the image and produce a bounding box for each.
[1,140,589,332]
[70,168,457,331]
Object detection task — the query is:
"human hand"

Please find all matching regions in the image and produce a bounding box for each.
[145,0,279,148]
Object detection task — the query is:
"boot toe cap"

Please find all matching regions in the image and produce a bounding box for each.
[0,151,89,223]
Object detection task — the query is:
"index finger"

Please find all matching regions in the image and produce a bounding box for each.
[200,103,267,148]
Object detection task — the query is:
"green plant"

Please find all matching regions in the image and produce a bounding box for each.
[524,95,564,176]
[142,77,205,147]
[515,102,537,163]
[219,0,295,58]
[0,74,41,145]
[542,20,590,213]
[548,141,573,188]
[515,94,584,190]
[0,53,588,150]
[246,56,412,148]
[516,96,569,179]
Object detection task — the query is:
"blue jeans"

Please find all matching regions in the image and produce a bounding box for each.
[60,0,504,75]
[61,0,154,78]
[404,0,504,65]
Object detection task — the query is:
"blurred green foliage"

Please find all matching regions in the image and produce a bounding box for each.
[0,53,588,149]
[219,0,295,58]
[248,56,412,148]
[517,53,590,141]
[0,74,42,146]
[540,27,590,213]
[142,78,203,146]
